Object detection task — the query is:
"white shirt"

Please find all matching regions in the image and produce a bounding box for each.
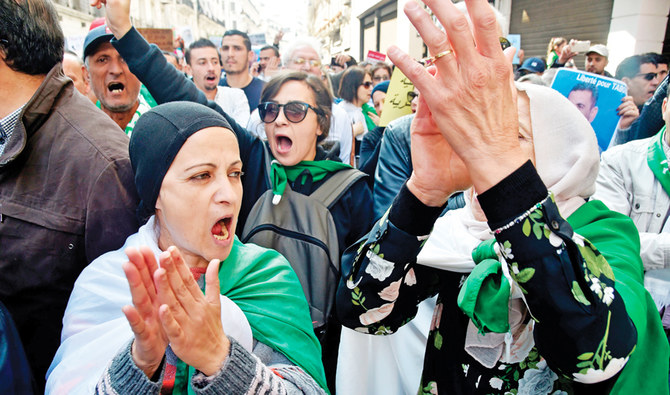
[215,86,250,127]
[337,100,368,141]
[593,135,670,270]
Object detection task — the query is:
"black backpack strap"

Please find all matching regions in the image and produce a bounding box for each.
[260,142,273,189]
[310,168,366,209]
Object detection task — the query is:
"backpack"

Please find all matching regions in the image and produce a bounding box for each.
[241,151,365,339]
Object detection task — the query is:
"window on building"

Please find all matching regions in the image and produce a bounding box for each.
[359,1,397,61]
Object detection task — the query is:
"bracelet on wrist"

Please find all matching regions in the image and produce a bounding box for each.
[493,192,551,235]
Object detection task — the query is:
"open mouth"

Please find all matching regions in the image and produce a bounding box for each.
[205,74,217,83]
[211,217,231,241]
[275,135,293,154]
[108,82,125,94]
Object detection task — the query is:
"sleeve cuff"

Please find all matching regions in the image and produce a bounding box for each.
[105,339,163,393]
[191,338,255,394]
[388,182,446,236]
[477,160,548,228]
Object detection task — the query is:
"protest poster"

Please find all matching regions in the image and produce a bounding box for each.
[65,35,86,57]
[550,68,627,151]
[137,28,174,52]
[379,67,414,127]
[507,34,521,65]
[366,50,386,64]
[249,33,267,47]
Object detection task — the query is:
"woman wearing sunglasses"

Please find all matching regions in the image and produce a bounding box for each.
[251,72,376,391]
[337,66,377,145]
[77,2,374,392]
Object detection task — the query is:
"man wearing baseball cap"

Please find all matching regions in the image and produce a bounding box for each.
[82,24,152,135]
[585,44,612,77]
[516,57,545,79]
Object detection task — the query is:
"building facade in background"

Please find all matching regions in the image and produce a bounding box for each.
[54,0,268,56]
[310,0,670,74]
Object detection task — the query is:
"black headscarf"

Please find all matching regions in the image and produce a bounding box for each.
[129,101,234,221]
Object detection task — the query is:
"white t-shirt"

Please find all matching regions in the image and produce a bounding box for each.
[215,86,250,127]
[337,100,368,141]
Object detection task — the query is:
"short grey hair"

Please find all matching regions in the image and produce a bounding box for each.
[281,36,323,66]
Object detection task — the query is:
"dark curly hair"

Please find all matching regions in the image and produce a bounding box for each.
[0,0,64,75]
[260,70,332,142]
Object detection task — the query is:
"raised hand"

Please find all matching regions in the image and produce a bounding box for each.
[388,0,529,194]
[617,96,639,130]
[558,39,578,64]
[265,56,281,79]
[250,62,261,77]
[89,0,132,38]
[155,247,229,376]
[407,68,471,206]
[122,246,168,378]
[367,110,380,126]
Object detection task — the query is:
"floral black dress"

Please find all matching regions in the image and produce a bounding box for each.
[336,162,666,394]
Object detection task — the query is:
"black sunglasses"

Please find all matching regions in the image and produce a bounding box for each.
[407,91,419,102]
[635,72,658,81]
[361,81,374,88]
[258,101,322,124]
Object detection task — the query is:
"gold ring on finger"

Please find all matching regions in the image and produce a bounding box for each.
[424,49,453,66]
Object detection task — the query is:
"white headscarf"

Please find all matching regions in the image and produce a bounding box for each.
[415,82,600,368]
[417,82,599,271]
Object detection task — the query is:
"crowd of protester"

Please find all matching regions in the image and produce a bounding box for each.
[2,0,670,394]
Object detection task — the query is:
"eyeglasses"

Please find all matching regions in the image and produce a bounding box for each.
[407,91,419,102]
[635,72,658,81]
[361,81,373,88]
[258,101,322,123]
[499,37,511,50]
[373,75,389,82]
[291,57,321,68]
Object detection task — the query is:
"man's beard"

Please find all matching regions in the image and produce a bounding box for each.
[224,65,246,75]
[101,98,139,113]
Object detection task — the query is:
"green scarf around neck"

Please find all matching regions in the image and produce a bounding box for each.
[647,125,670,197]
[172,237,328,394]
[458,200,668,394]
[271,160,352,204]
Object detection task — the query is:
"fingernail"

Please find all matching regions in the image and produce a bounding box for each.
[405,1,418,10]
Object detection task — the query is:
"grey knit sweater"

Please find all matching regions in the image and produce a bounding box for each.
[95,338,326,394]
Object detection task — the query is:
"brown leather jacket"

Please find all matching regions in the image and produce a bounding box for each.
[0,63,139,388]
